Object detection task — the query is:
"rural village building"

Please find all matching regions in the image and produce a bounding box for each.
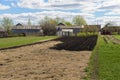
[12,23,43,36]
[0,27,8,38]
[101,25,120,35]
[56,23,84,36]
[56,23,101,36]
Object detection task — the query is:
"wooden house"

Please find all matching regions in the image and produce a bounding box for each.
[56,23,84,36]
[12,23,43,36]
[101,26,120,35]
[0,28,8,38]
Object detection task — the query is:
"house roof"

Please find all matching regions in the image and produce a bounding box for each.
[101,26,120,31]
[13,23,42,29]
[58,23,66,26]
[16,23,23,26]
[56,25,84,29]
[102,26,120,29]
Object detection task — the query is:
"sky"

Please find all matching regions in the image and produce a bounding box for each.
[0,0,120,27]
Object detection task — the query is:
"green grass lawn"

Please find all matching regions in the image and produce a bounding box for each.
[0,36,57,48]
[113,35,120,39]
[89,35,120,80]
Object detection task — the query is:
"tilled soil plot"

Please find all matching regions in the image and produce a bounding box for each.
[0,41,91,80]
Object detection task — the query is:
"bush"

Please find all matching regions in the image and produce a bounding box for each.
[111,32,118,35]
[40,17,57,36]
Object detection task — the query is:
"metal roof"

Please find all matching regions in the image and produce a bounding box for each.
[12,23,42,29]
[56,26,84,29]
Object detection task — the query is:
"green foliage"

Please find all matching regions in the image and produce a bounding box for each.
[39,16,57,35]
[111,32,118,35]
[64,21,72,26]
[86,25,99,33]
[73,15,88,35]
[88,35,120,80]
[0,36,57,48]
[114,35,120,39]
[1,17,13,34]
[73,15,87,26]
[55,17,65,24]
[77,32,98,37]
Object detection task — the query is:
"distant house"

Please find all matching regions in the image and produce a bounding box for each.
[0,28,8,38]
[88,25,101,31]
[101,26,120,35]
[58,23,66,26]
[12,23,43,36]
[56,23,84,36]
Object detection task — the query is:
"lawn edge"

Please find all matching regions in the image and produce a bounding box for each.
[86,35,100,80]
[0,38,58,50]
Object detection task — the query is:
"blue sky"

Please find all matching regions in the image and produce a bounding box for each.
[0,0,120,26]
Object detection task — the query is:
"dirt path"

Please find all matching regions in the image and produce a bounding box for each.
[0,41,91,80]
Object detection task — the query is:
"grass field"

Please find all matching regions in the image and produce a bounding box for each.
[0,36,57,48]
[89,35,120,80]
[113,35,120,39]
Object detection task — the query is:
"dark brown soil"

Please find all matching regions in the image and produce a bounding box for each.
[51,35,98,51]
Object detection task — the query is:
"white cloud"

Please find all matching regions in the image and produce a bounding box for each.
[0,11,94,25]
[17,0,49,9]
[1,10,120,27]
[0,3,10,10]
[105,9,120,15]
[15,0,120,17]
[16,0,97,11]
[98,0,120,9]
[1,0,120,27]
[93,16,120,27]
